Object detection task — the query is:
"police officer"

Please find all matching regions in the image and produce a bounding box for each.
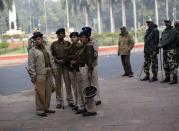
[159,19,178,84]
[141,19,159,82]
[78,30,97,116]
[66,32,86,113]
[118,26,134,77]
[82,27,101,106]
[28,32,56,117]
[50,28,74,108]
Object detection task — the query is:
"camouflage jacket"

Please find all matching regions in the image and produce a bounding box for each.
[144,24,159,54]
[160,26,177,50]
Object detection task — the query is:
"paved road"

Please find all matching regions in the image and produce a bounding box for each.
[0,50,145,95]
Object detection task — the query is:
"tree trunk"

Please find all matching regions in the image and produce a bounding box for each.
[109,0,115,32]
[97,0,102,34]
[121,0,126,26]
[83,6,89,26]
[132,0,137,42]
[166,0,169,19]
[155,0,159,25]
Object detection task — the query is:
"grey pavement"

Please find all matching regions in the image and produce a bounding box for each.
[0,72,179,131]
[0,49,179,131]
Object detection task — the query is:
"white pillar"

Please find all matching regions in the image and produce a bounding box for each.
[9,0,17,31]
[155,0,159,25]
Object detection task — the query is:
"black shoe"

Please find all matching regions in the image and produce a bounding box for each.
[72,106,78,111]
[37,112,47,117]
[69,103,75,108]
[56,104,62,109]
[121,73,128,77]
[140,76,150,81]
[160,77,170,83]
[128,74,134,78]
[45,110,56,113]
[76,109,87,114]
[169,79,178,85]
[83,111,97,117]
[149,76,158,82]
[96,100,102,106]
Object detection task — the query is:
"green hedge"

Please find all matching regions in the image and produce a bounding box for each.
[0,41,9,49]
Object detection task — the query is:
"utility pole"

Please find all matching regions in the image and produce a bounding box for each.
[28,0,32,33]
[121,0,126,26]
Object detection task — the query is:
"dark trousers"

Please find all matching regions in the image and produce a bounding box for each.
[121,55,133,75]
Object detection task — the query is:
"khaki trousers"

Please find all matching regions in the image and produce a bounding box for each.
[55,64,73,104]
[69,71,85,110]
[35,68,53,113]
[79,66,96,112]
[93,66,101,102]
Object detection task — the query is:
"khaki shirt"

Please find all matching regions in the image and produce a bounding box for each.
[50,40,71,64]
[28,44,56,79]
[118,31,134,55]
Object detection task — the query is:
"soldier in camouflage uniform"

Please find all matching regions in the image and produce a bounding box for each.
[141,19,159,82]
[174,21,179,64]
[118,26,135,77]
[82,27,101,106]
[50,28,74,108]
[159,19,178,84]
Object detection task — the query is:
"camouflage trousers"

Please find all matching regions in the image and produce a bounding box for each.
[163,49,178,79]
[143,52,158,76]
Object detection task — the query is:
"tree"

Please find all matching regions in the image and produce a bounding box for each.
[0,0,13,12]
[109,0,115,32]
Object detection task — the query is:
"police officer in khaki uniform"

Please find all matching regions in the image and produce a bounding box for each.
[66,32,86,113]
[118,26,135,77]
[28,32,56,117]
[79,30,97,116]
[82,27,101,106]
[50,28,74,108]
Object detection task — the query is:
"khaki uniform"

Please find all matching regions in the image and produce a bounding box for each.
[28,44,56,113]
[118,31,134,75]
[50,40,73,105]
[89,38,100,102]
[79,42,96,112]
[66,43,85,109]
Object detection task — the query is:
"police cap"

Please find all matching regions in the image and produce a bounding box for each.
[82,27,92,34]
[32,32,43,39]
[56,28,65,34]
[70,32,79,38]
[79,31,90,38]
[164,19,171,23]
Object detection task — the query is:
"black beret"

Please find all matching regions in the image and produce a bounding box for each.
[56,28,65,34]
[164,19,171,23]
[82,27,92,34]
[70,32,79,38]
[79,31,90,38]
[32,32,43,39]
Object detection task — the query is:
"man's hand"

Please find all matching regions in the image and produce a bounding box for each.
[70,60,76,64]
[31,77,36,84]
[55,59,64,64]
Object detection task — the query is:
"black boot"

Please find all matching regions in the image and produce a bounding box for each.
[149,76,158,82]
[140,76,150,81]
[169,77,178,85]
[160,77,170,83]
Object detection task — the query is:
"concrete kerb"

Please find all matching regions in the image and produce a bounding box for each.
[0,43,144,61]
